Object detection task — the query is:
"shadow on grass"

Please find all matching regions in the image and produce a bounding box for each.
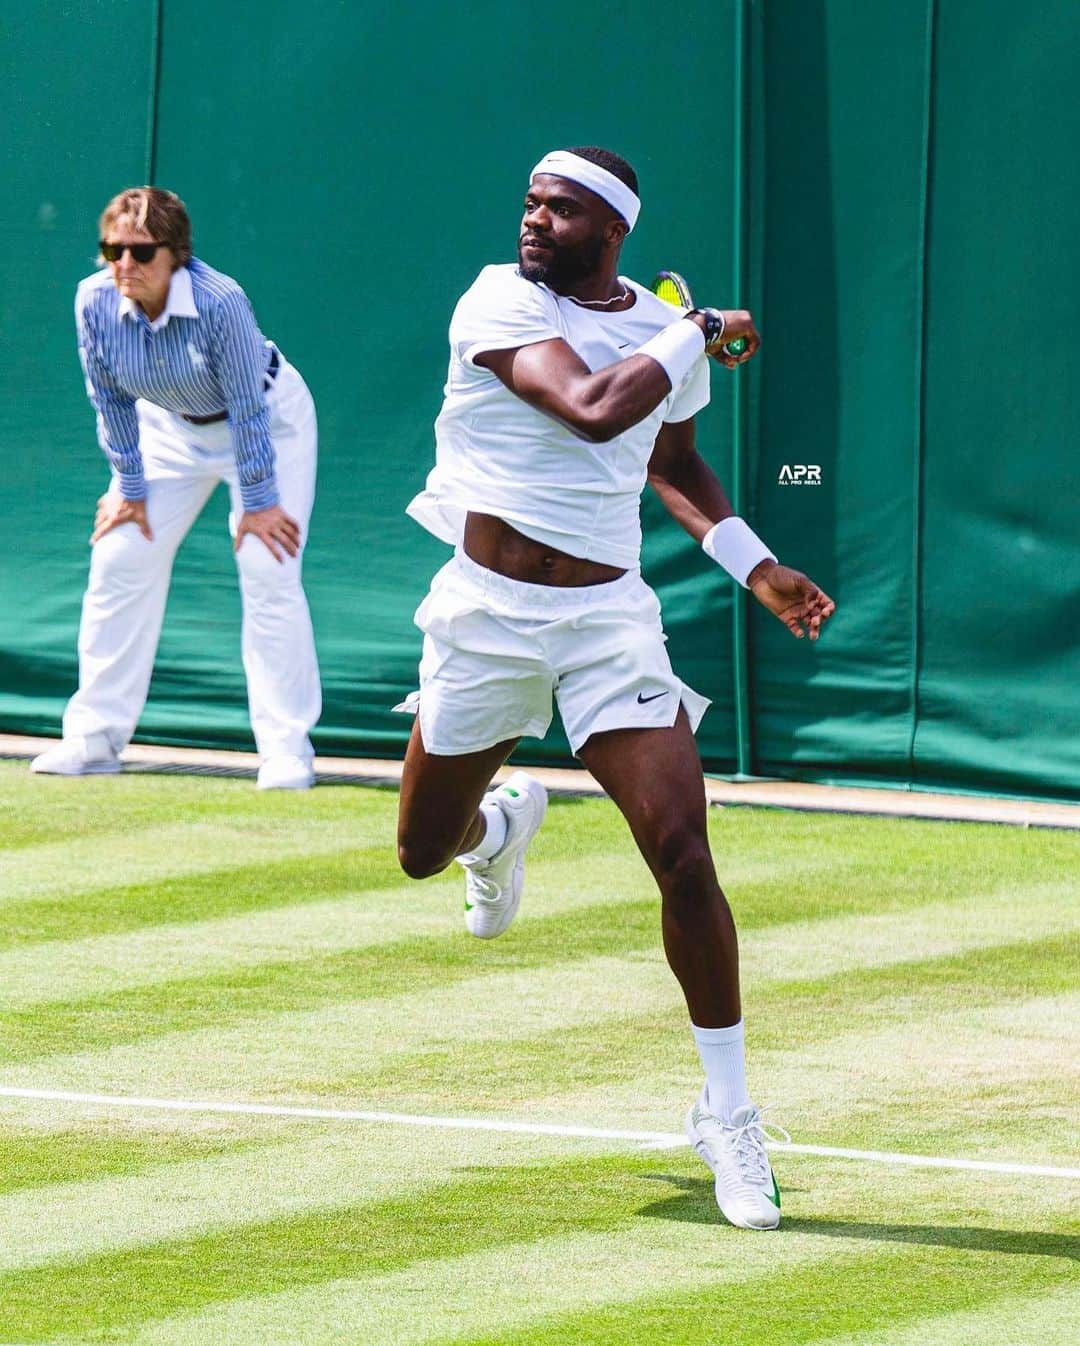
[637,1174,1078,1261]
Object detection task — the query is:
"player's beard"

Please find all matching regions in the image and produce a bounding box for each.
[518,231,605,289]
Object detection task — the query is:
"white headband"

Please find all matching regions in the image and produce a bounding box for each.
[530,150,640,232]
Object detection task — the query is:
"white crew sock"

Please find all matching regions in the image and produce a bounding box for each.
[458,798,508,863]
[691,1019,749,1123]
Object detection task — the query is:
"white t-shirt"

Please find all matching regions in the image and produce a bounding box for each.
[407,263,710,568]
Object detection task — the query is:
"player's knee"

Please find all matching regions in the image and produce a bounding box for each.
[653,826,715,898]
[397,838,450,880]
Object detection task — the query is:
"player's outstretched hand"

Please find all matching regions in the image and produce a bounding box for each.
[234,504,302,563]
[748,562,835,640]
[713,310,760,369]
[90,492,153,545]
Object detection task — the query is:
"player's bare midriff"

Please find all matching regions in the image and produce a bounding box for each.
[463,512,627,587]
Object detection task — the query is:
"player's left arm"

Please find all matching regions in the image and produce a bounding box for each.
[647,417,836,641]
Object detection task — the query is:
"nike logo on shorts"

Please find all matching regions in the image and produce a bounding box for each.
[637,690,667,705]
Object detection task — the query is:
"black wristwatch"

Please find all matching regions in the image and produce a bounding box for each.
[686,307,726,351]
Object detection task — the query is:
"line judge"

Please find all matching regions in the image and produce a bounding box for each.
[32,187,321,789]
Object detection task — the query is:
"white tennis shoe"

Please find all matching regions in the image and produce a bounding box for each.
[256,755,315,790]
[685,1092,786,1230]
[459,771,547,939]
[30,732,120,776]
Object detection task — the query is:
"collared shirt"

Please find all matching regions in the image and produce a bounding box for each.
[75,257,279,510]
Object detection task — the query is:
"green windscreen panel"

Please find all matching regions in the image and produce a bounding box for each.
[86,0,742,763]
[0,2,156,722]
[749,0,1078,801]
[1,1,1076,802]
[751,0,932,788]
[914,1,1080,797]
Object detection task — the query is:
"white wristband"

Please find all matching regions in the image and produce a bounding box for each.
[636,319,705,389]
[702,517,777,587]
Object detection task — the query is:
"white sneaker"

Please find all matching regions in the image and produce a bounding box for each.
[685,1092,786,1229]
[30,733,120,776]
[459,771,547,939]
[256,755,315,790]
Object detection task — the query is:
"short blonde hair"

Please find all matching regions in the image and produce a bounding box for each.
[98,187,192,266]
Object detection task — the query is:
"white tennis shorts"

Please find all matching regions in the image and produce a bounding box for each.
[396,550,710,756]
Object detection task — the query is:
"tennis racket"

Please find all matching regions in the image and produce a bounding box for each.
[650,270,747,358]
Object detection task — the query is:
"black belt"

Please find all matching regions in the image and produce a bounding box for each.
[181,347,280,425]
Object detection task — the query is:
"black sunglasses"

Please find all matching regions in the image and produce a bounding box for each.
[100,241,167,263]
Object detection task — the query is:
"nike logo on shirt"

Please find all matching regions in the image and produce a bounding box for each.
[637,690,667,704]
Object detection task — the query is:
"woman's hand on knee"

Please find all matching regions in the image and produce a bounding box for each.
[91,493,153,545]
[234,505,301,563]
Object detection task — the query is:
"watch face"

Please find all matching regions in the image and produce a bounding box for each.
[701,308,725,346]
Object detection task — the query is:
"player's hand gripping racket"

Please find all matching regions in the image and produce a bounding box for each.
[650,270,748,359]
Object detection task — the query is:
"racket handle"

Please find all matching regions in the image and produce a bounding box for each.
[722,336,747,358]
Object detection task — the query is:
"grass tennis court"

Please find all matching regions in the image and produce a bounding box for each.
[1,760,1077,1344]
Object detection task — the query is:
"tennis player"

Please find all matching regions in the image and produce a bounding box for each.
[396,147,834,1228]
[31,187,321,790]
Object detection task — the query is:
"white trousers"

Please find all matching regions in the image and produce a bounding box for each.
[63,359,321,761]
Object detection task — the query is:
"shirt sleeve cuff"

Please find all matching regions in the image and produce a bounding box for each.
[117,470,148,501]
[240,477,280,511]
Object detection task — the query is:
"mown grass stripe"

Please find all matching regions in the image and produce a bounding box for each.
[6,763,1077,918]
[341,986,1078,1168]
[3,1148,1074,1344]
[813,1283,1080,1345]
[0,809,861,952]
[0,905,662,1064]
[2,1151,649,1336]
[0,1121,577,1275]
[0,791,630,931]
[5,766,1077,917]
[321,930,1079,1112]
[11,913,1064,1093]
[753,990,1080,1163]
[2,847,1073,1013]
[123,1174,1080,1346]
[0,780,612,900]
[4,952,1074,1168]
[2,765,1077,1346]
[1,872,1073,1074]
[0,1124,261,1196]
[442,1233,1077,1346]
[7,1087,1079,1180]
[0,849,425,947]
[0,762,398,851]
[0,847,669,1009]
[0,952,681,1098]
[0,820,387,904]
[0,886,460,1011]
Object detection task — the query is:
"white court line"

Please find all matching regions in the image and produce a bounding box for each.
[2,1086,1077,1180]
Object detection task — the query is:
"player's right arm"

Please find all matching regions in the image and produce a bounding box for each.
[476,338,681,442]
[457,266,749,443]
[478,308,761,441]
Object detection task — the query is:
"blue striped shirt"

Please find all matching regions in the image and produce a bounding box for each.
[75,257,279,510]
